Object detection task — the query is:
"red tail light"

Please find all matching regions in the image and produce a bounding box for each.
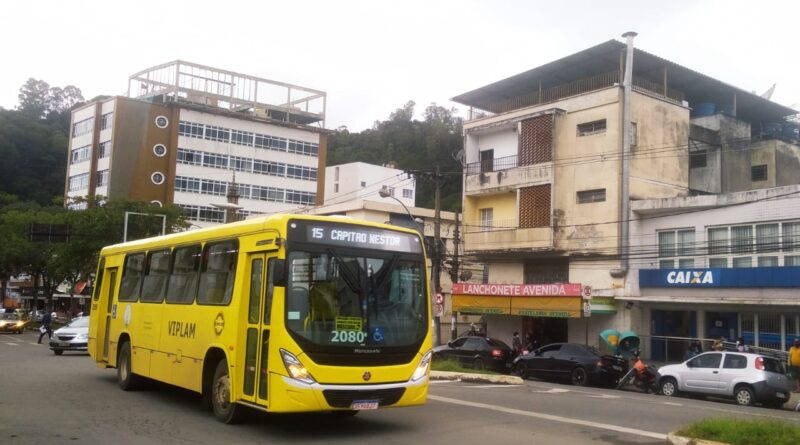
[491,349,504,357]
[755,357,764,370]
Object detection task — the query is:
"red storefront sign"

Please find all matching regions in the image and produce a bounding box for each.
[451,283,582,297]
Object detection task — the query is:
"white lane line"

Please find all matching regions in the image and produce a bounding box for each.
[430,380,461,384]
[586,394,621,399]
[429,394,667,440]
[4,342,19,346]
[534,388,570,394]
[664,402,683,407]
[463,385,519,389]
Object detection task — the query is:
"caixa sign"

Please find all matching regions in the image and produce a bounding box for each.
[667,270,714,284]
[640,266,800,288]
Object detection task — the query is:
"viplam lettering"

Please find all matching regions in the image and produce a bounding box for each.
[168,320,197,339]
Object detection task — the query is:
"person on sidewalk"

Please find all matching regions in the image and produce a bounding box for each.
[37,311,52,344]
[788,338,800,393]
[511,332,522,356]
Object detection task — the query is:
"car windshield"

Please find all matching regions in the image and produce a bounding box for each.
[0,313,20,321]
[67,317,90,328]
[285,249,427,349]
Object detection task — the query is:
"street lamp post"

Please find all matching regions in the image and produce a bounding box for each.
[210,202,242,224]
[378,187,442,346]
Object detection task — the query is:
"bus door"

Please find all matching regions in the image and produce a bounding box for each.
[241,253,276,407]
[98,268,118,362]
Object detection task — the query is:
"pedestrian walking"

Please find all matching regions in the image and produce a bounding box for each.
[37,311,52,344]
[789,338,800,393]
[686,339,703,359]
[735,336,749,352]
[511,332,522,355]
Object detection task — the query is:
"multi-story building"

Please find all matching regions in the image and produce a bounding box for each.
[450,37,799,347]
[64,61,328,226]
[324,162,415,207]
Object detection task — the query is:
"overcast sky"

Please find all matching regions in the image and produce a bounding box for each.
[2,0,798,131]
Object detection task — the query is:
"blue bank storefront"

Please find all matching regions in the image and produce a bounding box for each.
[637,267,800,361]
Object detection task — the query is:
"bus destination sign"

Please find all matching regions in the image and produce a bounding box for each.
[288,220,422,254]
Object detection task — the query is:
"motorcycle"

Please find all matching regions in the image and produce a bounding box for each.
[616,352,659,394]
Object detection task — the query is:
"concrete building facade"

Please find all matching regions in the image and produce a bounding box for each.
[65,61,328,227]
[324,162,415,207]
[450,38,799,349]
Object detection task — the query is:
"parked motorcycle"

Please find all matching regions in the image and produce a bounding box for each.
[616,350,659,393]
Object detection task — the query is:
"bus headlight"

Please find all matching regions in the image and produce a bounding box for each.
[411,350,432,382]
[280,349,316,385]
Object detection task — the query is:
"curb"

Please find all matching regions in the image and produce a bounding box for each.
[666,432,729,445]
[430,370,524,385]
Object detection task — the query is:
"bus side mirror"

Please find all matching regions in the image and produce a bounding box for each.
[271,259,287,287]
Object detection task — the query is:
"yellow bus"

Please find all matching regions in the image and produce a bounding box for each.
[88,214,432,423]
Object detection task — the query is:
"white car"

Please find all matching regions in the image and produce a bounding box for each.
[657,351,791,408]
[49,316,89,355]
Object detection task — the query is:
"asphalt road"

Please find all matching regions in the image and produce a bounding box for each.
[2,330,799,445]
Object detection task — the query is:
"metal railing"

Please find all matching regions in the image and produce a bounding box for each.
[465,154,519,175]
[472,71,685,117]
[637,334,789,364]
[463,218,517,234]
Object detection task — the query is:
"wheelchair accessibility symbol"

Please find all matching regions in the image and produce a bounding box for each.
[372,327,385,343]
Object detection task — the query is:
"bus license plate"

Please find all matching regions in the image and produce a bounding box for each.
[351,400,379,410]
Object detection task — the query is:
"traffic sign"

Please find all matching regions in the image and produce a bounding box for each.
[583,301,591,317]
[435,293,444,305]
[581,285,592,299]
[434,303,444,317]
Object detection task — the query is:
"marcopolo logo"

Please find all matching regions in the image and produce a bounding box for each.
[666,270,714,285]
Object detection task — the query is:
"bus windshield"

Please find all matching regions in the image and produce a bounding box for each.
[285,249,427,350]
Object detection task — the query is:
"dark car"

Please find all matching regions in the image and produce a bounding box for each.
[432,336,514,372]
[512,342,628,386]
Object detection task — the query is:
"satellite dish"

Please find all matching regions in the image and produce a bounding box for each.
[760,83,776,100]
[453,149,466,167]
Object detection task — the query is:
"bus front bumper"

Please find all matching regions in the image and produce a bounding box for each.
[269,374,429,412]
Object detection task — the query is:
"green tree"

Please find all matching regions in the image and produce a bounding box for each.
[327,101,464,210]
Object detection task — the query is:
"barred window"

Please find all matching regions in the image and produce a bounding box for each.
[577,188,605,204]
[72,117,94,137]
[68,173,90,191]
[101,112,114,130]
[577,119,606,136]
[402,189,413,199]
[96,170,109,187]
[179,121,204,138]
[98,141,111,158]
[70,145,91,164]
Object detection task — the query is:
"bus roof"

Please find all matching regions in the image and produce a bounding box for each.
[100,213,423,255]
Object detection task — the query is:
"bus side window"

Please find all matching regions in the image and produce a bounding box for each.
[198,240,239,305]
[119,253,145,302]
[141,249,170,303]
[166,245,201,304]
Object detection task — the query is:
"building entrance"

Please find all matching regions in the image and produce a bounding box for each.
[522,316,567,349]
[651,310,695,362]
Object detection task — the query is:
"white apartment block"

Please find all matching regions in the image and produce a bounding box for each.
[65,61,329,227]
[324,162,415,208]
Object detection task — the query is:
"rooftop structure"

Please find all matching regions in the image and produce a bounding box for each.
[129,60,326,126]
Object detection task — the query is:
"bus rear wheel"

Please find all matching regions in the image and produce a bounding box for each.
[212,359,244,424]
[117,341,142,391]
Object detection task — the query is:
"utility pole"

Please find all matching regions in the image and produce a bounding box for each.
[450,209,460,342]
[432,164,442,346]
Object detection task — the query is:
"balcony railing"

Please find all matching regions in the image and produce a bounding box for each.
[465,154,519,175]
[471,71,685,117]
[463,218,518,234]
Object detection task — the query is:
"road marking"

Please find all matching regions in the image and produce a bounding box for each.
[463,385,518,389]
[4,342,19,346]
[429,394,667,440]
[586,394,620,399]
[664,402,683,406]
[430,380,461,385]
[534,388,570,394]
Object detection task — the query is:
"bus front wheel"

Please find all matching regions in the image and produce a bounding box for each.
[212,359,244,424]
[117,341,142,391]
